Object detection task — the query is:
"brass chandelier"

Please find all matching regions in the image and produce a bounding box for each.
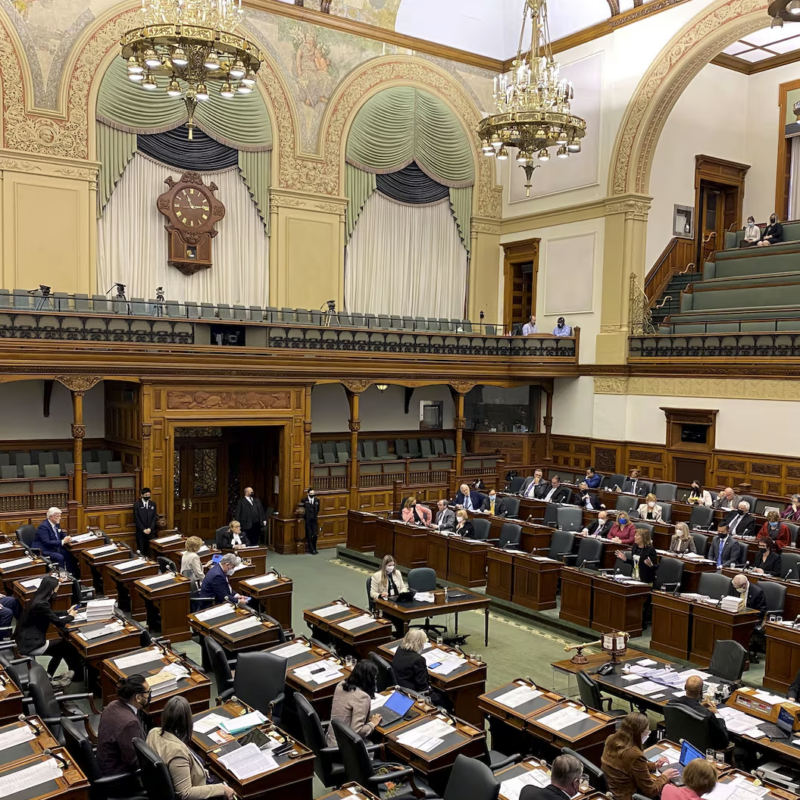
[120,0,263,139]
[478,0,587,196]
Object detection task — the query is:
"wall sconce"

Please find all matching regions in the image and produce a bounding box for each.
[376,384,388,392]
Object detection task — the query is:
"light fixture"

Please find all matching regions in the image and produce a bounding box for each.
[236,82,252,94]
[556,145,568,158]
[497,146,509,161]
[120,0,263,139]
[789,0,800,14]
[376,384,388,392]
[142,73,158,90]
[478,0,586,196]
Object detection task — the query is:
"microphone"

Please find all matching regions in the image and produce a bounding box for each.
[18,715,41,736]
[525,515,534,523]
[270,566,284,580]
[787,569,794,581]
[337,596,348,606]
[742,561,750,572]
[43,749,69,770]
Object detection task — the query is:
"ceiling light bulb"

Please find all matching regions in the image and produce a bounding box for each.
[144,48,161,68]
[241,70,256,86]
[204,52,220,70]
[556,131,568,145]
[171,47,188,66]
[497,147,509,161]
[568,138,581,153]
[220,81,234,98]
[557,145,569,159]
[229,59,246,79]
[142,74,157,90]
[538,148,550,162]
[788,0,800,15]
[127,56,143,75]
[516,150,529,164]
[167,78,182,97]
[128,70,145,82]
[481,139,492,154]
[236,83,252,94]
[196,83,209,101]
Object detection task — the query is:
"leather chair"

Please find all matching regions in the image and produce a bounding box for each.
[615,495,638,515]
[689,506,714,529]
[740,495,757,513]
[691,532,710,556]
[407,568,436,591]
[659,503,673,524]
[369,652,396,693]
[204,636,234,702]
[547,530,575,561]
[561,747,606,793]
[653,557,684,593]
[295,694,346,788]
[759,581,787,616]
[663,703,713,752]
[506,477,525,494]
[132,738,177,800]
[470,518,491,541]
[533,503,559,527]
[780,551,800,580]
[28,662,99,745]
[709,640,747,682]
[577,671,626,717]
[442,754,500,800]
[500,497,521,518]
[492,523,522,549]
[567,538,603,570]
[557,507,583,532]
[233,652,285,722]
[16,524,38,555]
[655,483,678,502]
[156,556,177,574]
[786,522,800,547]
[697,572,733,600]
[214,526,229,549]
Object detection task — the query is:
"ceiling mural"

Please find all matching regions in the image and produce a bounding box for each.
[326,0,402,29]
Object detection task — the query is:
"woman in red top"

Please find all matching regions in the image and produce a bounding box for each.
[608,513,637,545]
[757,510,792,550]
[662,758,717,800]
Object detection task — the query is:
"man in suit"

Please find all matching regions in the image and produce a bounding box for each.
[708,523,742,568]
[302,487,320,555]
[520,754,582,800]
[523,469,545,499]
[714,486,740,511]
[133,488,158,556]
[33,507,77,573]
[200,553,249,605]
[582,510,613,538]
[455,483,485,512]
[482,490,505,516]
[732,573,767,620]
[584,467,602,489]
[542,476,570,504]
[576,482,602,511]
[433,499,456,532]
[724,501,755,538]
[666,676,729,750]
[96,674,150,775]
[622,469,646,496]
[234,487,266,546]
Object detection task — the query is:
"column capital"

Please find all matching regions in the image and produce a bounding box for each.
[349,420,361,433]
[603,193,652,222]
[449,381,475,395]
[71,423,86,439]
[342,379,371,394]
[56,375,101,393]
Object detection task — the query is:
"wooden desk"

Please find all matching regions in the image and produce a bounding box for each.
[377,588,491,645]
[764,620,800,693]
[303,601,393,659]
[0,672,24,724]
[690,601,759,667]
[317,784,380,800]
[12,574,73,626]
[495,760,576,800]
[512,554,562,611]
[0,540,31,563]
[347,511,381,553]
[377,639,486,726]
[217,545,267,576]
[148,533,186,557]
[0,748,90,800]
[65,618,141,684]
[447,536,488,587]
[0,717,60,767]
[487,548,514,601]
[526,701,616,764]
[102,558,159,618]
[559,568,593,628]
[392,521,430,569]
[188,604,281,660]
[100,645,211,724]
[374,517,395,561]
[0,556,46,593]
[233,574,293,630]
[132,572,192,642]
[591,574,650,637]
[80,544,130,593]
[427,531,449,580]
[722,570,800,621]
[62,534,105,585]
[650,592,694,660]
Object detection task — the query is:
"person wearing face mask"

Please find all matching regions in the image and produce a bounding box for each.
[742,216,761,247]
[482,490,505,516]
[200,553,250,606]
[782,494,800,522]
[637,493,662,522]
[708,523,741,568]
[732,573,767,621]
[669,522,697,555]
[723,501,755,538]
[454,509,476,539]
[756,509,791,550]
[686,481,712,507]
[519,754,583,800]
[401,497,432,526]
[583,510,613,537]
[609,513,637,545]
[752,537,781,577]
[370,555,407,601]
[552,317,572,337]
[757,213,783,246]
[97,674,151,775]
[302,487,320,554]
[134,488,159,555]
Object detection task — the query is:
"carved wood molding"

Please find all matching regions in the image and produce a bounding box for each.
[166,390,292,409]
[56,376,102,392]
[342,380,371,394]
[70,424,86,439]
[449,381,475,394]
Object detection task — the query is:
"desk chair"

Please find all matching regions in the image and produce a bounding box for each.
[506,477,525,494]
[366,575,375,612]
[751,582,787,663]
[533,503,559,528]
[781,551,800,580]
[557,506,582,532]
[565,538,603,570]
[204,636,234,702]
[214,526,228,549]
[577,671,626,717]
[615,495,638,515]
[561,747,607,792]
[407,568,446,639]
[61,716,145,800]
[689,505,714,529]
[708,640,747,682]
[16,524,38,554]
[295,694,349,788]
[546,530,575,561]
[233,652,285,723]
[606,473,626,491]
[439,754,500,800]
[156,556,177,574]
[663,704,713,752]
[132,738,177,800]
[690,531,710,556]
[697,572,733,600]
[470,518,491,541]
[72,577,95,606]
[653,558,684,593]
[488,523,522,550]
[184,570,215,614]
[499,497,521,518]
[786,522,800,546]
[655,483,678,502]
[369,652,396,692]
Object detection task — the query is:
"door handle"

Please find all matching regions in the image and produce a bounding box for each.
[181,498,186,510]
[188,498,193,510]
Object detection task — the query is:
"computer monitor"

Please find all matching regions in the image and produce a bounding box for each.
[384,691,415,717]
[680,740,704,766]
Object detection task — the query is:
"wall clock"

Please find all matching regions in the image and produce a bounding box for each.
[157,172,225,276]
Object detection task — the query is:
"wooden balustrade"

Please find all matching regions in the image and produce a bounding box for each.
[0,475,73,513]
[644,237,696,306]
[83,470,140,508]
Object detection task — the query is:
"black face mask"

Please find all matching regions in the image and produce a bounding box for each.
[691,486,698,492]
[738,509,745,515]
[771,216,777,224]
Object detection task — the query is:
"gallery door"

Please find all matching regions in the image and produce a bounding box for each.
[173,441,228,538]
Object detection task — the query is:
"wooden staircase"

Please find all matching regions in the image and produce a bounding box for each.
[645,237,703,327]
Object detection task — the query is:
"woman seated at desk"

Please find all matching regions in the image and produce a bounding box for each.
[393,628,446,708]
[401,497,432,526]
[608,513,637,545]
[454,509,475,539]
[369,555,408,601]
[219,520,247,550]
[662,758,717,800]
[147,696,234,800]
[686,482,713,507]
[756,510,792,550]
[782,495,800,522]
[180,536,205,582]
[601,712,678,800]
[616,527,657,583]
[325,660,382,746]
[753,537,782,577]
[669,522,697,555]
[637,493,663,522]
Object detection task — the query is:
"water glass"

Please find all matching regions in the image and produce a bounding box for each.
[469,652,477,662]
[436,635,443,647]
[715,752,726,768]
[578,776,591,794]
[706,749,715,763]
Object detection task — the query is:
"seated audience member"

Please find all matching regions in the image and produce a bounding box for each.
[609,513,637,545]
[713,487,739,511]
[686,481,712,507]
[455,483,485,512]
[522,314,537,336]
[524,469,546,499]
[577,482,598,510]
[97,674,150,775]
[637,493,663,522]
[783,495,800,522]
[552,317,572,336]
[433,499,456,532]
[325,660,382,746]
[584,467,602,489]
[583,510,613,537]
[666,675,729,750]
[622,470,645,496]
[542,476,571,504]
[669,522,697,555]
[33,507,77,574]
[708,524,741,568]
[732,573,767,620]
[724,501,755,538]
[180,536,205,582]
[662,756,718,800]
[471,478,486,491]
[482,489,504,516]
[757,510,791,550]
[401,497,432,526]
[601,712,677,800]
[752,537,781,577]
[146,696,233,800]
[742,216,761,247]
[616,527,657,583]
[520,754,583,800]
[369,555,407,601]
[199,553,249,605]
[454,509,476,539]
[757,213,783,246]
[393,628,445,707]
[218,520,247,550]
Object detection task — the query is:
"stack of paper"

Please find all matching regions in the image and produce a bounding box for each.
[716,707,765,737]
[139,573,174,587]
[396,718,453,751]
[2,758,62,795]
[0,725,35,751]
[115,557,147,571]
[313,603,347,618]
[154,534,181,544]
[146,670,177,698]
[430,655,465,676]
[220,616,262,636]
[293,659,343,685]
[703,777,770,800]
[193,712,228,735]
[272,641,311,659]
[71,533,97,544]
[414,592,435,603]
[195,604,233,622]
[219,710,266,735]
[86,599,116,622]
[721,595,742,613]
[494,685,542,709]
[501,771,549,800]
[86,544,118,556]
[78,621,124,641]
[537,706,590,731]
[114,648,163,670]
[218,743,277,780]
[339,614,374,631]
[246,574,277,587]
[627,681,664,696]
[230,563,249,574]
[20,578,43,590]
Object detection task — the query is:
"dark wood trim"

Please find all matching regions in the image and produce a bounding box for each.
[709,53,751,74]
[776,78,800,220]
[501,239,540,333]
[712,49,800,76]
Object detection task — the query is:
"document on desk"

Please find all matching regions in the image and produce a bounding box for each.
[20,578,42,589]
[537,707,590,731]
[627,681,664,696]
[77,621,124,641]
[114,647,163,669]
[195,604,234,622]
[160,662,190,680]
[637,659,657,666]
[677,668,711,681]
[71,533,97,544]
[114,557,147,571]
[430,656,465,676]
[313,602,348,618]
[397,718,454,749]
[704,778,769,800]
[272,642,310,659]
[422,649,448,666]
[220,711,266,735]
[293,659,343,685]
[193,712,228,734]
[0,725,35,751]
[0,542,13,550]
[139,573,174,587]
[0,558,32,570]
[414,592,435,603]
[246,574,277,587]
[339,614,375,631]
[494,685,542,708]
[86,544,118,556]
[752,690,785,704]
[501,770,549,800]
[371,693,391,710]
[220,616,262,635]
[1,757,62,796]
[154,534,181,544]
[218,742,277,780]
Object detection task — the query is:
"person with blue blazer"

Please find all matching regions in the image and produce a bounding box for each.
[200,553,249,605]
[454,483,485,512]
[584,467,602,489]
[33,507,77,574]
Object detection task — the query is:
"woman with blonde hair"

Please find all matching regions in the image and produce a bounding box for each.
[669,522,697,555]
[392,628,447,707]
[219,520,246,550]
[180,536,205,582]
[401,497,432,526]
[637,493,663,522]
[662,759,717,800]
[369,555,407,601]
[454,509,476,539]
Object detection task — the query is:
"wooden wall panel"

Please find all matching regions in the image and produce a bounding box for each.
[105,382,142,471]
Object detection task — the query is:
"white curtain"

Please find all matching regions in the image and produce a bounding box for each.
[790,137,800,221]
[98,153,269,306]
[345,192,468,318]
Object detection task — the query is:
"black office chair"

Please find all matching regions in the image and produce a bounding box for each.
[442,754,500,800]
[607,473,626,492]
[690,532,709,556]
[62,716,145,800]
[605,556,632,577]
[28,662,99,745]
[366,575,375,612]
[16,524,38,554]
[407,568,446,638]
[156,556,177,574]
[566,538,603,570]
[786,522,800,547]
[261,612,287,644]
[750,582,787,663]
[0,648,31,695]
[203,636,234,702]
[470,518,491,541]
[653,557,684,593]
[655,483,678,502]
[233,652,285,722]
[781,551,800,580]
[689,506,714,529]
[557,507,583,532]
[184,570,215,613]
[369,652,396,693]
[708,640,747,682]
[615,495,638,515]
[546,530,575,560]
[476,740,521,773]
[71,577,95,606]
[561,747,607,793]
[533,503,559,527]
[491,523,521,550]
[132,738,177,800]
[500,497,521,519]
[214,526,229,549]
[295,693,351,788]
[663,703,713,752]
[697,572,733,600]
[737,543,749,568]
[577,671,626,717]
[506,477,525,494]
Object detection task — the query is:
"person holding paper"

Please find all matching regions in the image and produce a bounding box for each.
[200,554,249,606]
[669,522,697,555]
[455,484,485,512]
[520,754,583,800]
[97,674,151,776]
[180,537,205,582]
[601,712,678,800]
[666,676,729,750]
[686,482,713,508]
[370,555,408,601]
[33,507,77,574]
[325,660,382,746]
[147,696,234,800]
[662,758,717,800]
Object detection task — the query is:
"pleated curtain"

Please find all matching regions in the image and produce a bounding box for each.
[97,153,269,307]
[790,137,800,221]
[345,192,467,319]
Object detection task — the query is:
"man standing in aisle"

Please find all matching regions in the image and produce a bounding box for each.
[134,488,158,556]
[302,487,320,554]
[234,487,266,546]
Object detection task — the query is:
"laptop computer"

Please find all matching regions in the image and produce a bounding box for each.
[395,590,415,602]
[665,740,705,784]
[376,691,416,726]
[759,707,794,741]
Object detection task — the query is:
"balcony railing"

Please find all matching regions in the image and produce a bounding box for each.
[630,332,800,359]
[0,476,72,513]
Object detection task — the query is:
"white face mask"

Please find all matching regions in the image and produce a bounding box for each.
[386,565,394,574]
[648,501,655,508]
[642,732,649,746]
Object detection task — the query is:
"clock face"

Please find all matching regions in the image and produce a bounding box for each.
[173,187,211,228]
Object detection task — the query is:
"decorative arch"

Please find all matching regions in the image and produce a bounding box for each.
[610,0,769,196]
